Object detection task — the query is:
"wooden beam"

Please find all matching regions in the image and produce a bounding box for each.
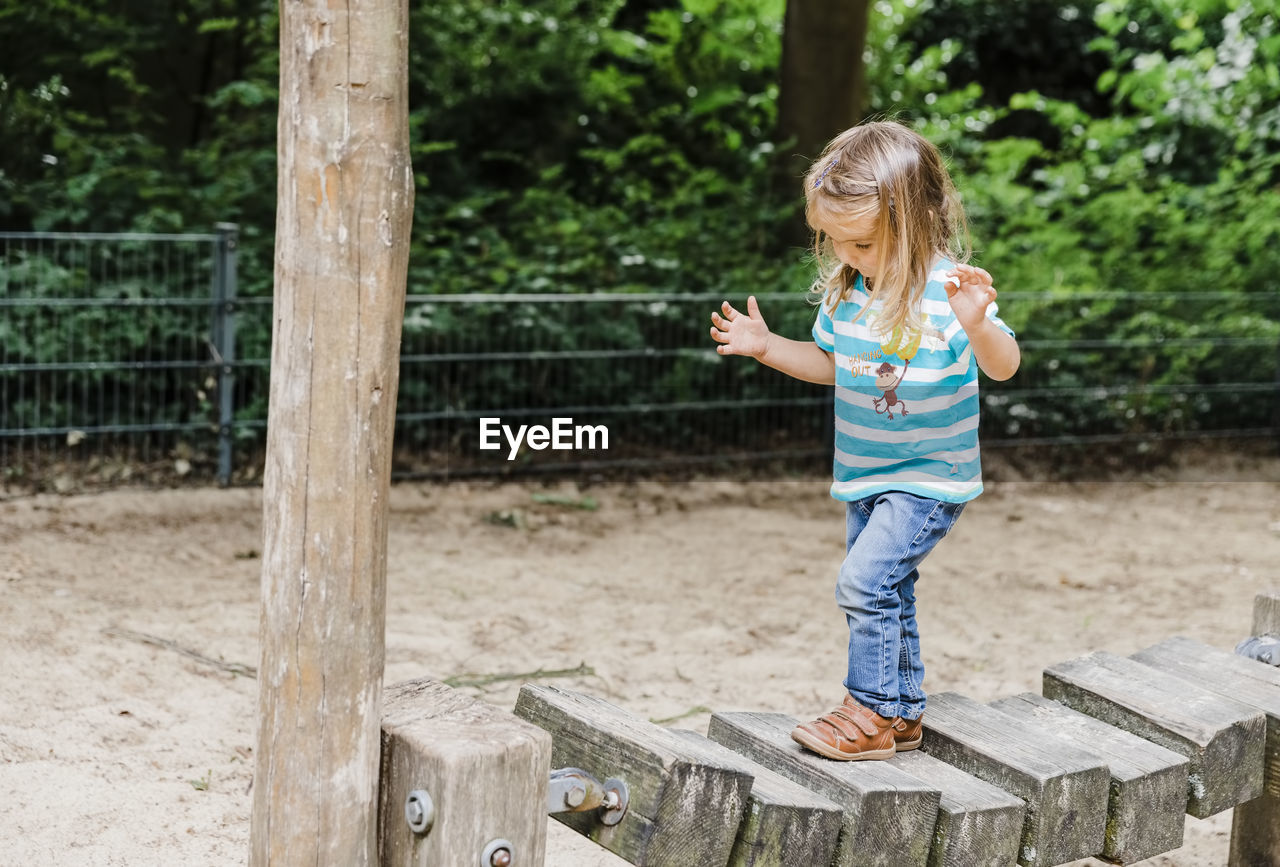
[707,711,940,867]
[378,679,551,867]
[250,0,413,864]
[1043,651,1265,818]
[889,750,1025,867]
[514,685,753,866]
[1131,636,1280,795]
[918,692,1109,867]
[990,692,1187,864]
[666,729,843,867]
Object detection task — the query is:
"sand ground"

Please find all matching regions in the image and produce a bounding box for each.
[3,461,1279,866]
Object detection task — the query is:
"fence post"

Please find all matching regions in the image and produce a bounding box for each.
[212,223,239,486]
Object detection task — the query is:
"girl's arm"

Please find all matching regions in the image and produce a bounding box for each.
[966,319,1020,381]
[945,265,1021,381]
[710,296,836,385]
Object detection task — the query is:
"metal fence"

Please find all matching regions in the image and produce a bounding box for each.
[1,228,243,488]
[1,227,1277,491]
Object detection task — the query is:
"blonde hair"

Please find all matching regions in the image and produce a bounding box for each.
[804,120,970,340]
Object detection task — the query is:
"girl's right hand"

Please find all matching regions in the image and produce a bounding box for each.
[710,296,771,359]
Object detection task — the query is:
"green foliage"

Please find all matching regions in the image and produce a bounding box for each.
[407,0,792,299]
[879,0,1280,438]
[1,0,1276,458]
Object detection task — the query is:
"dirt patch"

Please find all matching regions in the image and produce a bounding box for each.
[3,464,1279,865]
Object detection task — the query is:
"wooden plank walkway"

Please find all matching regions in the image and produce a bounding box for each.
[504,628,1280,867]
[990,692,1188,863]
[514,684,752,866]
[667,729,843,867]
[888,749,1024,867]
[1044,650,1265,818]
[919,691,1109,867]
[707,711,940,867]
[1132,636,1280,795]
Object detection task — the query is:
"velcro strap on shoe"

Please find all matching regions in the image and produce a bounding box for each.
[824,707,879,739]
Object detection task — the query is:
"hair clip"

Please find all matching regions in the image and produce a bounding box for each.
[813,158,837,189]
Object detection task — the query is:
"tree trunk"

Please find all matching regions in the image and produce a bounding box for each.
[249,0,413,863]
[776,0,871,242]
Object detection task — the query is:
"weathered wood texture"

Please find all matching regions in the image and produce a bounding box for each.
[1132,636,1280,795]
[1043,651,1266,818]
[990,692,1188,864]
[1231,590,1280,867]
[250,0,414,864]
[378,679,551,866]
[666,728,843,867]
[707,711,940,867]
[1253,590,1280,637]
[888,750,1025,867]
[919,692,1109,867]
[1232,793,1280,867]
[514,685,752,866]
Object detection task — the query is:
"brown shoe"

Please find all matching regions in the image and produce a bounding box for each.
[891,715,923,751]
[790,696,896,761]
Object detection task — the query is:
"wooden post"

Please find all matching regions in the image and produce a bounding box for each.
[379,680,552,867]
[1231,590,1280,867]
[249,0,413,863]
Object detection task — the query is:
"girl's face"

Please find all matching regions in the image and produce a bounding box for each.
[819,213,879,280]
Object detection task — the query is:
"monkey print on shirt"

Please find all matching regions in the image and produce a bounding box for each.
[872,360,909,419]
[843,313,941,421]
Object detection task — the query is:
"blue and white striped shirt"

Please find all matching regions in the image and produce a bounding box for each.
[811,260,1014,504]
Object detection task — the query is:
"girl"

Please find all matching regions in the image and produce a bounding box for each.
[709,120,1019,761]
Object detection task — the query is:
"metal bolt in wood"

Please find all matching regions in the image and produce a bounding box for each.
[481,837,513,866]
[405,789,435,835]
[598,778,629,826]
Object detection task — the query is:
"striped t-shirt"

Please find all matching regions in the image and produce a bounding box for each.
[811,260,1014,504]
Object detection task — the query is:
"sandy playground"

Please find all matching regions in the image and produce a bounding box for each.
[2,458,1280,866]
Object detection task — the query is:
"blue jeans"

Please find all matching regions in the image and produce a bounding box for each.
[836,491,965,721]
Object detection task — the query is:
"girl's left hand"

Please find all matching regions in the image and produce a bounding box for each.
[944,264,997,333]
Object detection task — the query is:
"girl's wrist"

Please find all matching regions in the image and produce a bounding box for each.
[756,332,775,361]
[961,315,996,337]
